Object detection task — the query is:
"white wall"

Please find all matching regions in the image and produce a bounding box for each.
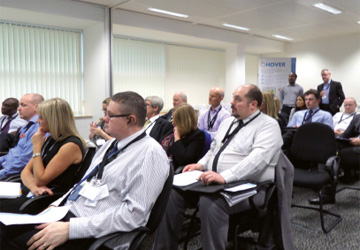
[261,33,360,108]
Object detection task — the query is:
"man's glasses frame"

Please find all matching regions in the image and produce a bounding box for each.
[105,113,131,119]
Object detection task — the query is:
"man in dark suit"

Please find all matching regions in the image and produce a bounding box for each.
[317,69,345,116]
[162,91,187,122]
[144,96,173,143]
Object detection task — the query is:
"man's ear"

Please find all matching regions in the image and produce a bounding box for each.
[128,115,137,125]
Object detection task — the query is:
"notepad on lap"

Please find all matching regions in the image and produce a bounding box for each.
[0,181,21,198]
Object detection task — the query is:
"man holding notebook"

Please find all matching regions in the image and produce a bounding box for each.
[153,84,283,250]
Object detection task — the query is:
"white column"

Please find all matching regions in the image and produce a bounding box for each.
[225,45,246,103]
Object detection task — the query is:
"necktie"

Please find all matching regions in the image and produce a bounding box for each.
[305,110,313,124]
[144,119,151,128]
[0,116,14,134]
[212,120,243,172]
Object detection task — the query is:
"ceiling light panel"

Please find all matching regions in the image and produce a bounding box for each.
[147,8,188,18]
[223,23,250,31]
[313,3,342,15]
[272,34,293,41]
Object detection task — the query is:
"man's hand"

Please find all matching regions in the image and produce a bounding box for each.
[183,163,203,173]
[27,222,69,250]
[349,137,360,146]
[198,171,225,185]
[320,90,326,97]
[334,129,344,136]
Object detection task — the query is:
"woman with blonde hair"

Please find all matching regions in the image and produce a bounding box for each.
[0,98,85,212]
[260,92,285,133]
[161,103,205,170]
[89,97,112,147]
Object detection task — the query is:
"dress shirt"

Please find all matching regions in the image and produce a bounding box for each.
[54,129,169,239]
[333,112,357,132]
[321,79,331,104]
[145,114,160,135]
[279,84,303,107]
[198,111,282,183]
[287,108,333,129]
[0,113,27,134]
[197,105,231,140]
[0,115,39,179]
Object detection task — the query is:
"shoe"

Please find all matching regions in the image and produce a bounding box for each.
[309,196,335,205]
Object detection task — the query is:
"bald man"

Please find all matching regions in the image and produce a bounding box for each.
[333,97,358,135]
[162,91,187,122]
[198,87,230,140]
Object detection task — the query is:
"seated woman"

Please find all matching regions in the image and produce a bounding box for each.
[260,92,285,133]
[89,97,112,148]
[0,98,85,213]
[161,103,205,170]
[288,94,306,123]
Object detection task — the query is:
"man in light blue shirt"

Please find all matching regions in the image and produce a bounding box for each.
[287,89,333,129]
[0,93,44,179]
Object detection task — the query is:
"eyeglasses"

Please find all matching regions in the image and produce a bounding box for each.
[105,113,131,119]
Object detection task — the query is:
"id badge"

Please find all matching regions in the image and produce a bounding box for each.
[79,182,101,201]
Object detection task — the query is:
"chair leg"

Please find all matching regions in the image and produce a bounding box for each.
[336,186,360,193]
[183,207,200,250]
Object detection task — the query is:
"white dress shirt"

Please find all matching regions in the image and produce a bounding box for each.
[333,111,357,132]
[0,113,27,133]
[198,111,283,183]
[54,129,169,239]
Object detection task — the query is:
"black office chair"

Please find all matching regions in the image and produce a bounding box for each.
[336,147,360,193]
[19,145,96,214]
[290,122,341,233]
[88,166,174,250]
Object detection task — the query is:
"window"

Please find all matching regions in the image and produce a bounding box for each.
[0,22,83,115]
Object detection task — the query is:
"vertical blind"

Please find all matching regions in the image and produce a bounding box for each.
[113,37,225,105]
[0,22,83,115]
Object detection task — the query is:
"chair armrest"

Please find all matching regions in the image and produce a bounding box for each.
[325,155,340,181]
[1,174,21,182]
[19,193,64,214]
[88,228,148,250]
[248,181,276,216]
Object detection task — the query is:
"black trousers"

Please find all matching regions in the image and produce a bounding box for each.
[0,211,95,250]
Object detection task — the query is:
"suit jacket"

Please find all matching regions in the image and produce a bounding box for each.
[341,114,360,138]
[149,117,173,143]
[161,109,173,122]
[317,80,345,115]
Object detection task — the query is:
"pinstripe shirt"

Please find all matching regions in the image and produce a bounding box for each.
[59,129,169,239]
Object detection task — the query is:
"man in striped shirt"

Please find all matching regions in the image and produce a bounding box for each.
[3,92,170,250]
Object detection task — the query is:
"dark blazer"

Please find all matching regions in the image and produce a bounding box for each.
[161,109,173,121]
[341,114,360,138]
[169,129,205,169]
[317,80,345,115]
[149,117,173,143]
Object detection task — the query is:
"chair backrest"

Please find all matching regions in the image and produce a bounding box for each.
[145,166,174,232]
[291,123,336,164]
[198,130,212,160]
[71,145,96,186]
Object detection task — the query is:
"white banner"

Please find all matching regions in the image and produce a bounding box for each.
[258,58,296,98]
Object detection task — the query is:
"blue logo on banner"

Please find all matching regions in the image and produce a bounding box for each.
[264,62,286,67]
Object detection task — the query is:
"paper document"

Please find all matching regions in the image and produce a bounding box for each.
[221,190,257,207]
[224,183,257,192]
[0,205,71,225]
[173,170,202,187]
[0,181,21,199]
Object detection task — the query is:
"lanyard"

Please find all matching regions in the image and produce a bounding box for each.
[302,109,320,124]
[221,112,261,144]
[338,112,356,124]
[207,106,222,130]
[87,132,146,185]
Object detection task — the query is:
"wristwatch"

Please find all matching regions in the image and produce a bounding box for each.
[32,153,41,158]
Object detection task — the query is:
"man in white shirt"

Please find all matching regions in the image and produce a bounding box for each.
[2,91,170,250]
[197,87,230,140]
[144,96,172,143]
[153,85,283,250]
[333,97,357,135]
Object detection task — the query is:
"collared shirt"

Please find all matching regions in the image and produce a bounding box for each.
[321,79,332,104]
[197,105,231,140]
[333,111,357,131]
[145,114,160,135]
[0,115,39,179]
[0,113,27,134]
[287,108,333,128]
[198,111,283,183]
[55,129,169,239]
[279,84,304,107]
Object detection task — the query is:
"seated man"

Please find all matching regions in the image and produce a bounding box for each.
[153,85,283,250]
[333,97,357,135]
[287,89,333,129]
[1,91,170,250]
[0,94,43,180]
[0,98,27,152]
[162,91,187,122]
[198,87,230,140]
[144,96,173,143]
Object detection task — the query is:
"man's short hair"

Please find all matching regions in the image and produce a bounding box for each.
[289,72,297,79]
[304,89,320,100]
[321,69,331,74]
[112,91,146,127]
[345,97,357,106]
[145,96,164,114]
[244,84,262,107]
[179,92,187,102]
[4,98,19,110]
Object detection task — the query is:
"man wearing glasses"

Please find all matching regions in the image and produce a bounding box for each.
[333,97,358,135]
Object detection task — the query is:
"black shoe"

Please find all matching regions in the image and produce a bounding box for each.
[309,196,335,205]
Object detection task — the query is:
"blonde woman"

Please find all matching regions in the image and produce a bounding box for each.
[161,103,205,170]
[260,92,285,133]
[0,98,85,213]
